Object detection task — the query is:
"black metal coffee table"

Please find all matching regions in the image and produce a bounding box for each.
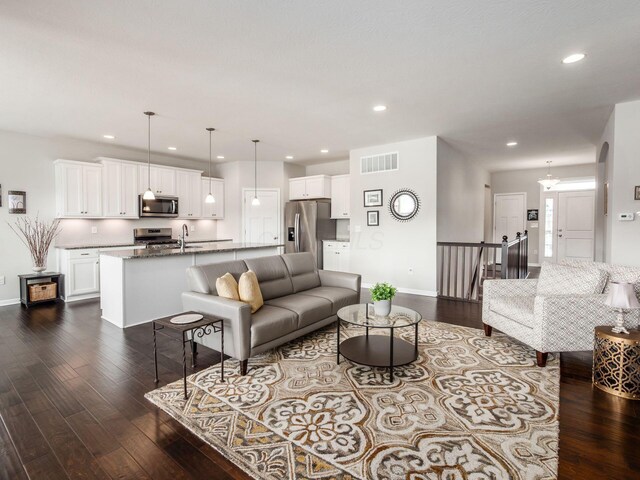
[152,312,224,399]
[336,304,422,382]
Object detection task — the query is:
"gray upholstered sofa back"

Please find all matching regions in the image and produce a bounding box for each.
[281,253,321,292]
[186,259,248,295]
[243,255,294,300]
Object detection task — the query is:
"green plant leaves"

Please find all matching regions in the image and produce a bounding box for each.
[369,282,397,301]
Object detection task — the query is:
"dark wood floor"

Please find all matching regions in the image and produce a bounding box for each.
[0,295,638,479]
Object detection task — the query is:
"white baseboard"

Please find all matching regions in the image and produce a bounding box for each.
[361,283,437,298]
[64,293,100,303]
[529,263,541,267]
[0,298,20,307]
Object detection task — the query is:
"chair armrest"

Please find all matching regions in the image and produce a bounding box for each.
[181,292,251,361]
[319,269,361,294]
[534,294,640,352]
[483,278,539,298]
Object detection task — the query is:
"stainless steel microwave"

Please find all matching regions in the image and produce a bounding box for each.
[139,195,179,217]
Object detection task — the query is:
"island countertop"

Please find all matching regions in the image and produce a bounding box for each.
[101,242,284,259]
[55,238,233,250]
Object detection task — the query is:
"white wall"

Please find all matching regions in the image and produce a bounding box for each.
[305,159,349,176]
[596,109,614,262]
[437,139,490,243]
[608,100,640,266]
[490,163,596,264]
[349,137,438,295]
[0,129,220,304]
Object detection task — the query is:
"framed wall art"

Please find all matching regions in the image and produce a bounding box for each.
[363,189,383,207]
[8,190,26,214]
[367,210,379,226]
[635,185,640,201]
[527,209,539,221]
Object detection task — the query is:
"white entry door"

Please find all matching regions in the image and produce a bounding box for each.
[557,191,595,262]
[494,193,526,243]
[243,189,281,244]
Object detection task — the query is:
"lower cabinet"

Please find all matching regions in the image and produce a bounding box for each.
[322,241,350,272]
[58,249,100,300]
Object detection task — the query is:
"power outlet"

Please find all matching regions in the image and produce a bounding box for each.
[0,276,5,285]
[408,267,414,275]
[91,226,98,234]
[190,225,195,232]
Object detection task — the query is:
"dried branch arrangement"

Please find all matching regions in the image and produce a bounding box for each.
[9,216,62,269]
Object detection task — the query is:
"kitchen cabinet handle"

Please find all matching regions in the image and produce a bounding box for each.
[81,253,89,256]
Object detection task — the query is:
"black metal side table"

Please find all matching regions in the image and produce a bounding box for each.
[152,312,224,399]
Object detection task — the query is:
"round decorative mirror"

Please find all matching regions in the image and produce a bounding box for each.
[389,189,420,222]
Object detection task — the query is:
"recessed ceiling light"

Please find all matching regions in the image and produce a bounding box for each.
[506,141,518,147]
[373,105,387,112]
[167,146,177,151]
[562,53,586,64]
[216,155,224,159]
[103,134,115,139]
[285,155,294,160]
[320,149,329,154]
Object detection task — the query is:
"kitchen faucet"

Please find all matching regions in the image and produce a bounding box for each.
[178,224,189,251]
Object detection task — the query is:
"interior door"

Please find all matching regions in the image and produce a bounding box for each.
[243,189,280,244]
[557,191,595,261]
[494,193,525,242]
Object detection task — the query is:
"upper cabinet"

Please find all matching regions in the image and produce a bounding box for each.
[201,177,225,219]
[101,159,139,218]
[176,170,203,218]
[139,165,176,196]
[54,160,103,218]
[289,175,331,200]
[330,174,351,219]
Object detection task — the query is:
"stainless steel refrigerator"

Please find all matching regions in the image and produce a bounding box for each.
[285,200,336,268]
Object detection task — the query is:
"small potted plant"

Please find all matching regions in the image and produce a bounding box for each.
[370,282,397,316]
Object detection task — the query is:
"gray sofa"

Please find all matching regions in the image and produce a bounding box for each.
[182,252,361,374]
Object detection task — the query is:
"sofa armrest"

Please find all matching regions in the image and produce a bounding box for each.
[319,269,361,294]
[181,292,252,361]
[534,294,640,352]
[483,278,538,298]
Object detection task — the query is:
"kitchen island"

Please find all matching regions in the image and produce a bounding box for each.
[100,242,282,328]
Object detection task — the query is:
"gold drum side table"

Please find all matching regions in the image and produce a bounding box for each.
[593,326,640,400]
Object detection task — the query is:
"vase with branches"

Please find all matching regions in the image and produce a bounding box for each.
[9,216,62,272]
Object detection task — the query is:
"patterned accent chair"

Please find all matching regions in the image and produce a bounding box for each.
[482,261,640,367]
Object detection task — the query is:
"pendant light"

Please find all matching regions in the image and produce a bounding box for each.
[205,128,216,204]
[142,111,156,200]
[537,160,560,190]
[251,139,260,206]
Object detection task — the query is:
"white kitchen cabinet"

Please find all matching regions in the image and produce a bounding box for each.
[54,160,103,218]
[322,241,350,272]
[176,170,202,218]
[201,177,225,219]
[57,248,100,300]
[101,159,139,218]
[289,175,331,200]
[139,165,176,196]
[330,174,351,219]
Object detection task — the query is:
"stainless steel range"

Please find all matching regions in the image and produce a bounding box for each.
[133,228,180,249]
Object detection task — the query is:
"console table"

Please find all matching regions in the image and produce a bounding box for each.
[18,272,64,308]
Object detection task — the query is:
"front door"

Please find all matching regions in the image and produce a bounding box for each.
[557,191,595,262]
[243,189,281,244]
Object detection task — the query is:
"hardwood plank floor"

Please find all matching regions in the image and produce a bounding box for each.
[0,296,638,479]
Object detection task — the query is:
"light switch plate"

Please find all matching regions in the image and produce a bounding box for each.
[190,225,195,232]
[0,276,5,285]
[91,226,98,234]
[354,225,362,233]
[618,213,635,221]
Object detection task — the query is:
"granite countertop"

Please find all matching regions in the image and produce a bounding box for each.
[323,239,351,242]
[54,238,233,249]
[101,242,284,259]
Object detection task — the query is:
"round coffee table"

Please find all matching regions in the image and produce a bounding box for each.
[336,303,422,381]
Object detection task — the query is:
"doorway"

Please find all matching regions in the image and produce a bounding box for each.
[242,189,281,244]
[493,193,526,243]
[540,189,595,263]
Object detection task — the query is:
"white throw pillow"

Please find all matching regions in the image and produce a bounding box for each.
[537,263,608,296]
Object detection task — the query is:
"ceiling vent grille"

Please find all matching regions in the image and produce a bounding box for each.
[360,152,399,174]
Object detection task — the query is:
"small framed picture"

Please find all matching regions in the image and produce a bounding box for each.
[8,190,26,214]
[363,189,383,207]
[367,210,379,226]
[635,185,640,200]
[527,209,539,221]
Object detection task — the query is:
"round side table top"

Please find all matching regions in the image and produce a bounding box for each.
[595,326,640,343]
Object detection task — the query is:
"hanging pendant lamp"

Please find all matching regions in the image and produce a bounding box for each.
[142,111,156,200]
[251,139,260,206]
[205,128,216,204]
[537,160,560,190]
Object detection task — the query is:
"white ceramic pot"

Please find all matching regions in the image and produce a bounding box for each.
[373,299,392,317]
[32,266,46,273]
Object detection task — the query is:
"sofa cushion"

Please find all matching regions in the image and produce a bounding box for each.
[244,256,294,300]
[489,296,536,329]
[250,305,298,348]
[561,259,640,295]
[298,286,358,315]
[282,252,321,293]
[239,271,264,314]
[265,294,333,329]
[186,260,248,295]
[537,263,608,296]
[216,273,240,300]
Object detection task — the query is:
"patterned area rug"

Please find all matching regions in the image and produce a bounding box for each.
[145,321,559,479]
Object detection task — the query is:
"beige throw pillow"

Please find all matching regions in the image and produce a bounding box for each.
[216,273,240,301]
[239,270,264,313]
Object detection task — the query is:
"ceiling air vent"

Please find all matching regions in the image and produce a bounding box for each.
[360,152,399,174]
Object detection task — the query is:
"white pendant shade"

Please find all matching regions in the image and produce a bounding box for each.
[205,193,215,204]
[251,196,260,206]
[537,161,560,190]
[143,188,155,200]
